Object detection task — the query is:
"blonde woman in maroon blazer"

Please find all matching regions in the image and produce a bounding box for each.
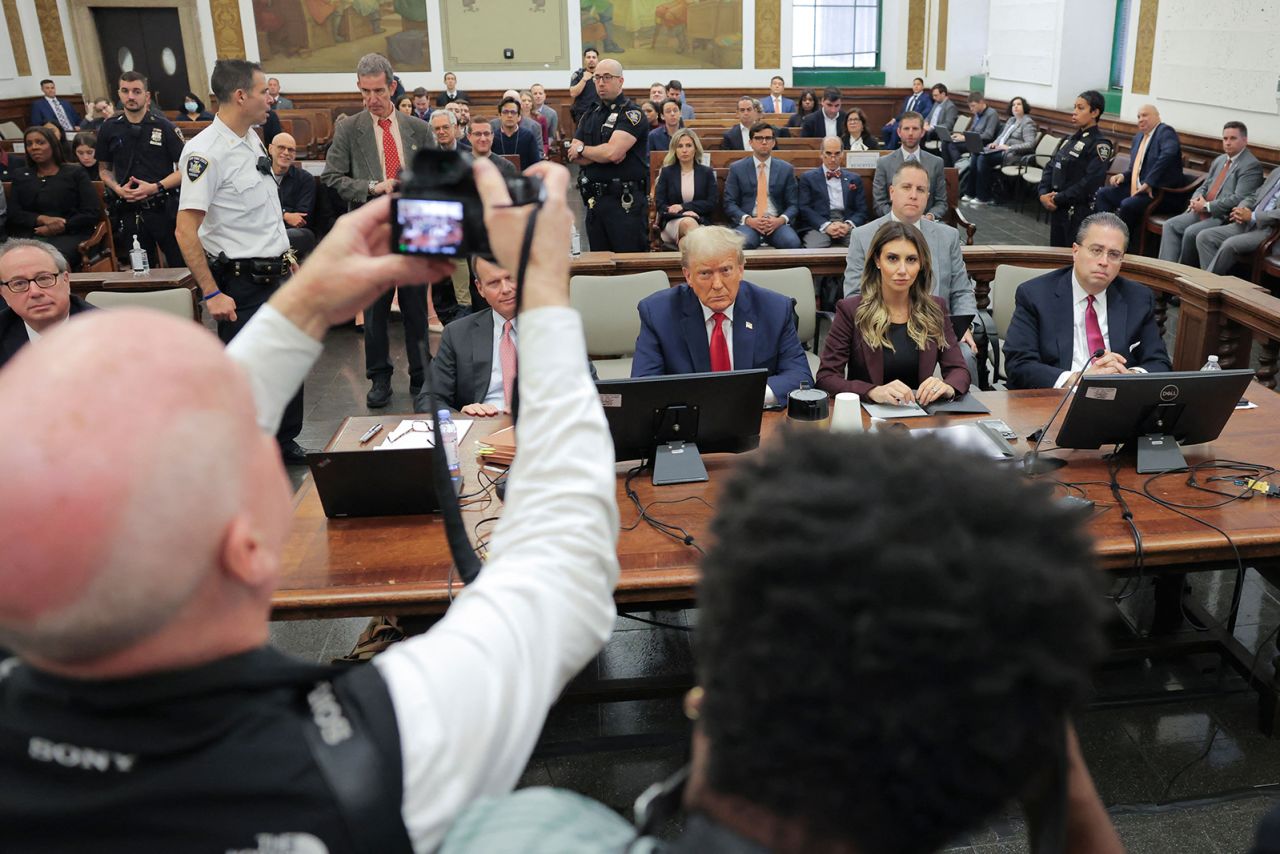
[817,220,970,405]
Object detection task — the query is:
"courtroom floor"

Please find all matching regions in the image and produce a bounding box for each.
[265,194,1280,851]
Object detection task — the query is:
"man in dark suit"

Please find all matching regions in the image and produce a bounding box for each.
[761,76,795,114]
[1004,213,1170,390]
[1092,104,1183,233]
[632,225,813,406]
[30,80,79,133]
[410,87,433,122]
[722,123,801,250]
[722,97,763,151]
[0,240,94,371]
[268,132,316,259]
[801,88,847,139]
[798,137,868,248]
[435,72,467,107]
[321,52,443,409]
[882,78,932,149]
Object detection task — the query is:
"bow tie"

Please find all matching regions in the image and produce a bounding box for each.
[826,171,842,181]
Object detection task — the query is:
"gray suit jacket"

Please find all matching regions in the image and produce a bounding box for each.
[1195,150,1264,220]
[924,98,958,136]
[321,110,434,205]
[537,104,560,139]
[1244,168,1280,229]
[274,96,295,110]
[872,148,948,220]
[415,309,502,413]
[993,115,1038,164]
[842,213,975,319]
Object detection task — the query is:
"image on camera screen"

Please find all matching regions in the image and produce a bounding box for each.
[397,198,466,255]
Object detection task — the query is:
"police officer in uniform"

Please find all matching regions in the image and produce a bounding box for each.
[95,70,185,267]
[1038,89,1114,248]
[176,58,309,463]
[568,48,601,127]
[568,58,648,253]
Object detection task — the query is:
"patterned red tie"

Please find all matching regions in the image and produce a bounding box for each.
[1085,295,1105,357]
[709,312,731,372]
[500,319,517,411]
[826,170,842,180]
[378,118,401,181]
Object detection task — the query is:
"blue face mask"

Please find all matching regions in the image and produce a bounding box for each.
[184,101,198,112]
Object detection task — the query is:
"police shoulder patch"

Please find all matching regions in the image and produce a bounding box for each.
[1096,141,1114,161]
[175,127,185,142]
[625,109,642,126]
[186,155,209,181]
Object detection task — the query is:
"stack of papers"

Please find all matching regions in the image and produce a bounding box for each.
[475,426,516,466]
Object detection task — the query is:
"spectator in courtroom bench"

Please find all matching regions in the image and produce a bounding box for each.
[0,160,623,854]
[801,87,848,139]
[531,83,559,142]
[640,101,661,133]
[920,84,957,149]
[798,137,868,249]
[882,77,932,149]
[632,225,813,406]
[469,119,518,180]
[5,126,98,270]
[398,97,415,116]
[1092,104,1183,232]
[269,132,316,259]
[722,97,764,151]
[80,97,114,131]
[788,89,818,130]
[942,91,998,167]
[871,113,948,221]
[266,77,293,110]
[30,79,79,134]
[846,160,978,378]
[431,110,463,152]
[762,75,795,114]
[569,49,601,124]
[666,81,695,120]
[436,71,467,107]
[519,90,550,155]
[176,92,215,122]
[962,95,1037,207]
[648,82,668,107]
[723,122,801,250]
[1004,212,1171,390]
[445,100,471,143]
[818,220,969,405]
[654,129,715,249]
[1039,91,1113,248]
[0,240,95,371]
[1194,166,1280,275]
[411,87,433,121]
[488,89,542,142]
[320,52,442,409]
[647,98,684,153]
[438,430,1120,854]
[492,96,542,168]
[1158,121,1262,267]
[841,107,879,152]
[71,132,97,183]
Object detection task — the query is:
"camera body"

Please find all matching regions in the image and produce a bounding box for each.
[391,149,543,258]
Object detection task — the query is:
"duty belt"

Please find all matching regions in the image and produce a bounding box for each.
[582,178,645,213]
[207,249,298,281]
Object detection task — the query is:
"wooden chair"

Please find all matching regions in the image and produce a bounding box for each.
[1138,169,1207,256]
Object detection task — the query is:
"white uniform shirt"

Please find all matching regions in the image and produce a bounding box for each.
[178,116,289,259]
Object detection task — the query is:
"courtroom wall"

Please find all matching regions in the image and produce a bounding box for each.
[982,0,1112,113]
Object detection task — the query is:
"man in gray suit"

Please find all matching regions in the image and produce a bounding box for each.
[846,160,978,376]
[921,84,958,149]
[723,122,801,249]
[531,83,559,142]
[1158,121,1263,267]
[1195,166,1280,275]
[871,113,948,220]
[322,52,440,409]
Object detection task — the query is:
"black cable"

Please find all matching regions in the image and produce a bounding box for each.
[1106,448,1146,603]
[622,465,706,555]
[618,613,693,632]
[1157,723,1220,805]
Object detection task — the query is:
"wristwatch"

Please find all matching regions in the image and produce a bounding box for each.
[368,180,378,195]
[574,141,585,156]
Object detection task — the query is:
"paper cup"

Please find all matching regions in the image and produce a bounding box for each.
[831,392,863,433]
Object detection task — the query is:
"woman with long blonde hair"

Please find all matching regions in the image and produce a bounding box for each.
[817,220,970,405]
[653,128,715,248]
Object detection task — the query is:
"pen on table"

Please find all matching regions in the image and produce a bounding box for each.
[358,423,383,445]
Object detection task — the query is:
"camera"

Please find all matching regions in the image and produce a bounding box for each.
[391,149,543,258]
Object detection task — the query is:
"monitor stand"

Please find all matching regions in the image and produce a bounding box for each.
[1135,434,1187,473]
[652,440,709,485]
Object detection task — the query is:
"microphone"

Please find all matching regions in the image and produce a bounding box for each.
[1023,348,1105,475]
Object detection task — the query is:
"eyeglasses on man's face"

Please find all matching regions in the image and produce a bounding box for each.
[1,271,62,293]
[594,74,621,83]
[1082,244,1124,263]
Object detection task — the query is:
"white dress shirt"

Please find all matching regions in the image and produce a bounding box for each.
[22,315,70,344]
[823,113,839,138]
[738,124,752,149]
[1053,273,1147,388]
[482,312,517,407]
[228,302,619,853]
[701,301,777,405]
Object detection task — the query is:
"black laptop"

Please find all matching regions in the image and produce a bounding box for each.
[307,447,456,518]
[962,131,986,156]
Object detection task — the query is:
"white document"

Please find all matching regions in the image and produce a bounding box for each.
[376,418,473,449]
[845,151,881,169]
[862,401,930,419]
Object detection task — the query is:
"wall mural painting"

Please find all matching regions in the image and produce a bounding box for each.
[253,0,431,71]
[581,0,742,70]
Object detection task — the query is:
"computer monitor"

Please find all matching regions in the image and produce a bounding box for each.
[596,369,768,485]
[1054,369,1255,473]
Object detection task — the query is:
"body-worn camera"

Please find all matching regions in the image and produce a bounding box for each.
[391,149,543,258]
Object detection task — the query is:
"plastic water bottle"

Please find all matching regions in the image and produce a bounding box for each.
[436,410,461,484]
[570,223,582,257]
[1201,355,1222,372]
[129,235,149,275]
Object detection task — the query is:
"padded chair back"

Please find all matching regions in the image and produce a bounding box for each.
[989,265,1042,379]
[569,270,670,357]
[742,267,815,343]
[953,114,971,134]
[85,287,197,321]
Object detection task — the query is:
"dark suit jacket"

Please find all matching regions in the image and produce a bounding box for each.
[631,280,813,402]
[761,95,796,113]
[895,92,933,122]
[797,168,868,233]
[0,295,94,370]
[801,110,848,139]
[1123,123,1183,191]
[723,157,799,225]
[414,309,504,413]
[31,97,80,128]
[720,124,790,150]
[1003,266,1172,390]
[816,295,970,397]
[654,163,716,224]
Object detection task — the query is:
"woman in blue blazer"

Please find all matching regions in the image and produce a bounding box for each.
[653,129,716,248]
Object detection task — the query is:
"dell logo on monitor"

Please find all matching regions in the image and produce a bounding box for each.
[1159,384,1180,402]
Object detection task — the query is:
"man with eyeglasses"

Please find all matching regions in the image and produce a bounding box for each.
[0,240,94,370]
[468,120,518,180]
[1003,212,1170,390]
[489,95,542,165]
[722,122,801,250]
[568,58,649,252]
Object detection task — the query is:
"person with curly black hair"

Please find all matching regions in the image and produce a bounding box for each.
[439,431,1123,854]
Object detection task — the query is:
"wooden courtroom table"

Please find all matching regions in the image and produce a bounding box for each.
[70,268,201,321]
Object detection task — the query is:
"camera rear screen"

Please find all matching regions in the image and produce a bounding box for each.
[396,198,466,256]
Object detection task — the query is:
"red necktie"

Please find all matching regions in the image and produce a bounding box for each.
[1085,295,1105,357]
[378,118,401,181]
[710,312,731,372]
[826,170,841,180]
[500,319,517,411]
